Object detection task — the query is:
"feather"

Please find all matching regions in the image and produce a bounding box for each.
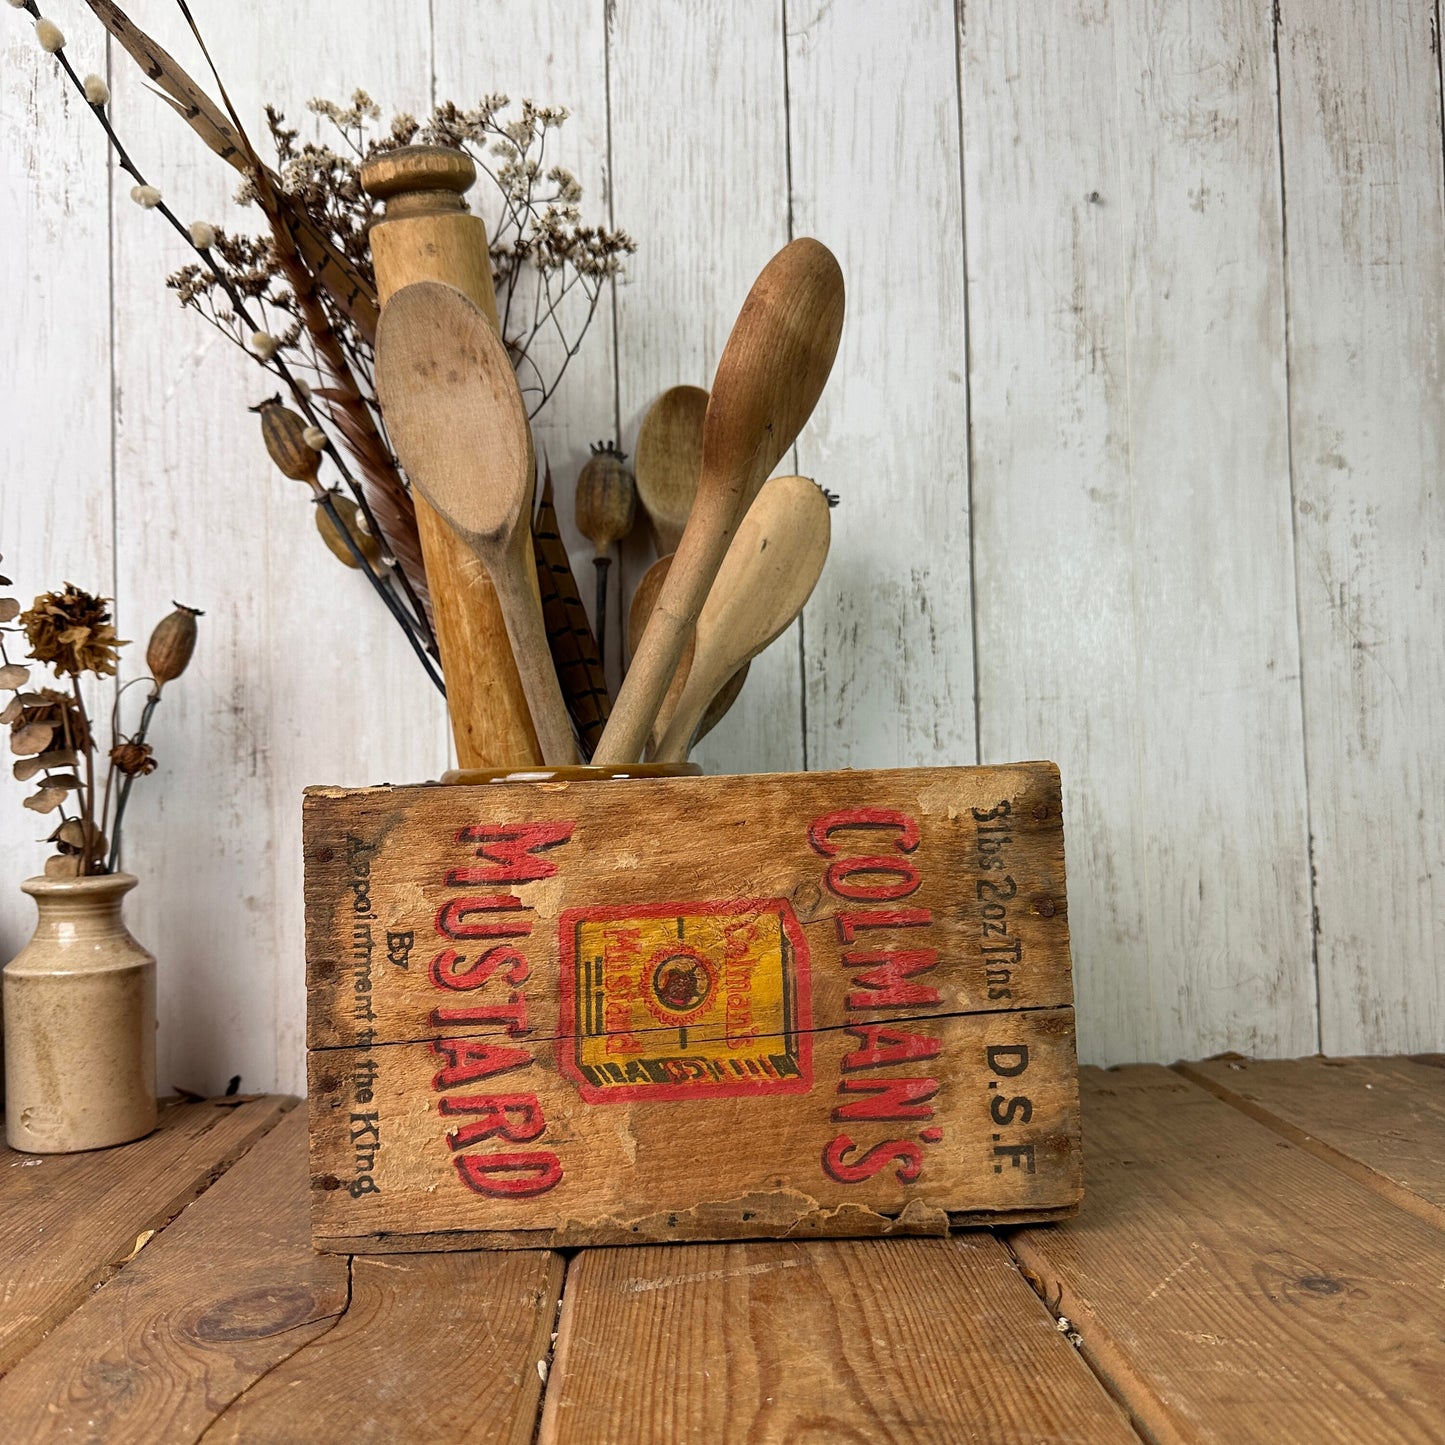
[533,466,610,757]
[83,0,379,341]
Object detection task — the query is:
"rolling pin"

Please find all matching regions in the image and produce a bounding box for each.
[362,145,543,768]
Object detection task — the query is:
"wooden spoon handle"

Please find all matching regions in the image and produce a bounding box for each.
[652,658,729,763]
[489,540,580,766]
[592,501,729,766]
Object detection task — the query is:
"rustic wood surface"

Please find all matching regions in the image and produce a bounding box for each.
[0,1109,346,1440]
[0,1095,289,1375]
[1178,1053,1445,1228]
[1,1058,1442,1441]
[539,1237,1134,1444]
[1009,1066,1445,1443]
[204,1251,564,1444]
[1275,0,1445,1058]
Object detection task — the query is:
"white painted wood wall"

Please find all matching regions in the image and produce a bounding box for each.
[1,0,1440,1095]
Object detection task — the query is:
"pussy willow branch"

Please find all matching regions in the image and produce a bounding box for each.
[25,9,443,693]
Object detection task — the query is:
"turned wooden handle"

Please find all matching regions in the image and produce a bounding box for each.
[363,145,543,769]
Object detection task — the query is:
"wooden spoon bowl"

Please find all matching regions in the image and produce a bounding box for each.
[594,238,845,765]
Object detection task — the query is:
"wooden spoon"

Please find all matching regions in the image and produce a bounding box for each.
[593,237,845,765]
[634,385,708,554]
[652,475,831,762]
[375,279,579,765]
[627,555,748,751]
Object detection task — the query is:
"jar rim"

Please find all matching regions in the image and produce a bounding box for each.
[439,763,702,785]
[21,870,139,898]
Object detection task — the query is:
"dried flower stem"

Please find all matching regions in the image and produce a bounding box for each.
[105,688,156,873]
[66,677,99,873]
[21,10,442,690]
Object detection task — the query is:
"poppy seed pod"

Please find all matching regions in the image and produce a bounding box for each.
[315,495,384,570]
[259,399,321,486]
[146,604,203,692]
[575,441,637,556]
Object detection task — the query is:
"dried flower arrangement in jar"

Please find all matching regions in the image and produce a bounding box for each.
[1,554,200,1153]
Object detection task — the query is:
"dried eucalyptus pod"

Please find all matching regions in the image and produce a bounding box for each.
[258,397,321,488]
[146,604,203,693]
[315,494,384,570]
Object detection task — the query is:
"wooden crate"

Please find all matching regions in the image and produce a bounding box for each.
[303,763,1080,1252]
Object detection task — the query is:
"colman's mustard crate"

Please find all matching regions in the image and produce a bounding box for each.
[302,762,1080,1252]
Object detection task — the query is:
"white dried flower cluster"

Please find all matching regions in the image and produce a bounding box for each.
[307,89,380,129]
[301,425,327,451]
[5,1,29,10]
[82,74,109,106]
[35,16,64,52]
[249,331,281,361]
[187,220,217,249]
[129,184,162,209]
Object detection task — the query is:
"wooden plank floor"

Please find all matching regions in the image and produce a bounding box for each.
[1,1060,1441,1442]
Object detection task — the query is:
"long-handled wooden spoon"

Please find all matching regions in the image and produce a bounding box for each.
[634,385,708,554]
[593,238,845,765]
[375,279,579,765]
[651,475,832,763]
[627,555,748,751]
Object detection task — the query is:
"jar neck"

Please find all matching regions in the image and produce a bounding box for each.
[22,873,137,939]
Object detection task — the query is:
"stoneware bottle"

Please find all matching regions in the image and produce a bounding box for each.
[3,872,157,1153]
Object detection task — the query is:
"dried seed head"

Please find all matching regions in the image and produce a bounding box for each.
[129,184,162,209]
[301,425,327,451]
[250,330,281,361]
[259,399,321,485]
[110,740,158,776]
[575,441,636,554]
[19,586,126,676]
[6,1,29,9]
[188,220,216,249]
[315,495,383,570]
[35,17,64,52]
[146,603,202,692]
[82,73,109,106]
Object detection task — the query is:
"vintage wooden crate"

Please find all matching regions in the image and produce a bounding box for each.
[303,762,1080,1252]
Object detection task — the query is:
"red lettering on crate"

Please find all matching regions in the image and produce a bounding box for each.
[430,1038,533,1090]
[821,1135,924,1184]
[454,1151,563,1197]
[447,820,576,885]
[439,1093,548,1146]
[812,804,945,1188]
[428,819,577,1201]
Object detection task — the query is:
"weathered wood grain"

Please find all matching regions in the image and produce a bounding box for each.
[0,1095,289,1375]
[1010,1066,1445,1442]
[539,1237,1135,1444]
[0,1109,348,1437]
[205,1250,564,1443]
[786,0,976,773]
[608,0,802,775]
[962,0,1315,1066]
[0,5,115,963]
[1178,1054,1445,1229]
[1276,0,1445,1056]
[106,0,445,1101]
[304,765,1079,1248]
